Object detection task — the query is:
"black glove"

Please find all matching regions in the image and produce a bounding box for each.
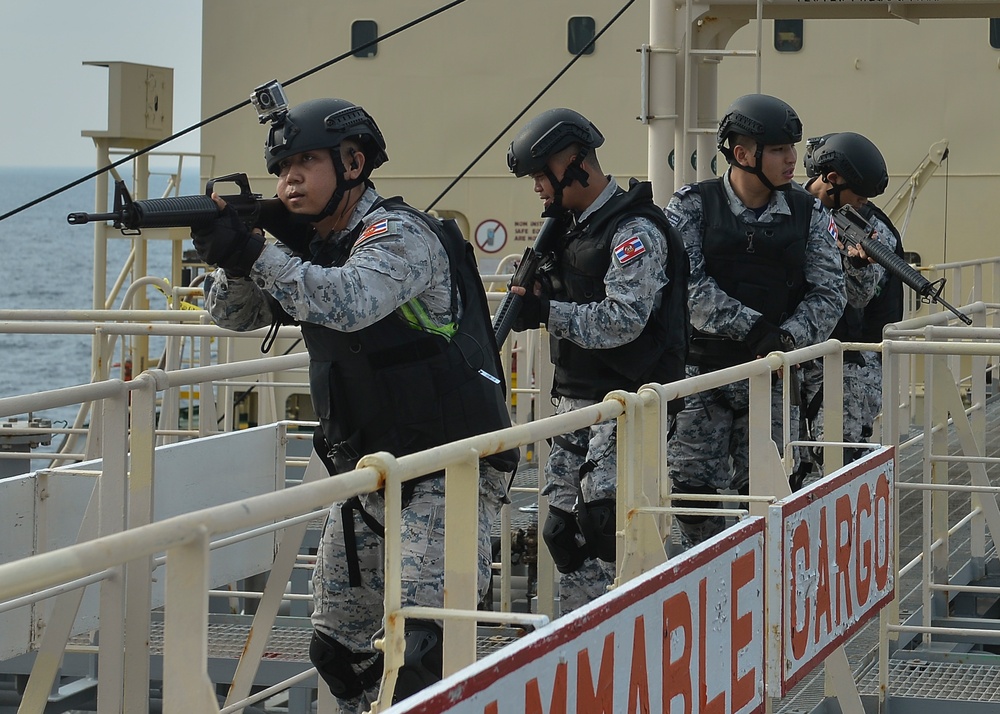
[191,204,265,278]
[511,291,551,332]
[847,253,870,270]
[745,318,794,357]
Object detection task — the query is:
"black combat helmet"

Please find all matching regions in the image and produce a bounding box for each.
[507,108,605,178]
[717,94,802,191]
[803,132,889,198]
[264,98,388,176]
[717,94,803,152]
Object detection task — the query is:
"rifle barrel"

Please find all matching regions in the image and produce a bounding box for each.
[67,211,117,225]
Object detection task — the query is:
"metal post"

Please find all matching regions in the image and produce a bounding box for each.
[648,0,678,202]
[124,373,159,712]
[163,529,221,713]
[96,384,129,714]
[443,449,481,675]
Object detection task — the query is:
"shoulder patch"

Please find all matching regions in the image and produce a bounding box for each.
[665,210,682,227]
[827,213,839,241]
[355,217,401,247]
[614,235,647,265]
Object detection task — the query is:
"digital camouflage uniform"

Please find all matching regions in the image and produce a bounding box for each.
[204,187,508,712]
[664,174,846,547]
[797,207,897,475]
[544,397,618,611]
[542,179,675,614]
[859,216,902,446]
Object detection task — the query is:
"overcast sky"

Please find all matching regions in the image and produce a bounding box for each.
[4,1,203,169]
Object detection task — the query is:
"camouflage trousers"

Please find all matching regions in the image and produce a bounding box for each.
[311,464,508,713]
[667,365,789,549]
[857,351,884,441]
[543,396,618,614]
[798,356,882,473]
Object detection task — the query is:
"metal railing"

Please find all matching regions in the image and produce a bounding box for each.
[1,263,999,712]
[0,329,863,712]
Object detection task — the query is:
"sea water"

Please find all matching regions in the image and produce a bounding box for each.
[0,165,197,434]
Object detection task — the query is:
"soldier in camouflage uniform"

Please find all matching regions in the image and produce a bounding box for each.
[793,132,899,486]
[506,108,689,614]
[191,96,517,711]
[663,94,846,548]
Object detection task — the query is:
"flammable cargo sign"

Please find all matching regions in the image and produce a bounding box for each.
[388,518,766,714]
[767,446,895,695]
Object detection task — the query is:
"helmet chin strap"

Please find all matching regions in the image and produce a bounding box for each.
[543,149,591,211]
[290,148,367,224]
[822,174,847,209]
[729,144,790,192]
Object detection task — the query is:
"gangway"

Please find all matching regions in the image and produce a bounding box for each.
[0,265,997,712]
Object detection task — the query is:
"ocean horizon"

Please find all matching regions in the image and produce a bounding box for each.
[0,166,201,432]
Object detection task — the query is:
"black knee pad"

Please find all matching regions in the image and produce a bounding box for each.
[578,498,616,563]
[672,482,720,525]
[542,505,587,574]
[789,462,811,492]
[675,512,710,525]
[393,621,443,704]
[844,446,865,465]
[309,629,383,700]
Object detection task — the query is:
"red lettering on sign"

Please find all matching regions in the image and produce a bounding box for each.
[662,592,692,714]
[855,482,873,606]
[790,519,811,660]
[814,506,833,642]
[875,472,891,590]
[525,661,567,714]
[699,578,725,714]
[834,495,855,624]
[577,632,614,713]
[731,548,756,712]
[629,615,651,714]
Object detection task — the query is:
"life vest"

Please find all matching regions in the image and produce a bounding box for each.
[291,197,518,474]
[686,178,813,368]
[548,179,690,405]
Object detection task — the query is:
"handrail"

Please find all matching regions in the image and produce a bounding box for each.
[1,277,1000,710]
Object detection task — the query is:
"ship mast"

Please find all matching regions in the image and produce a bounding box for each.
[646,0,766,204]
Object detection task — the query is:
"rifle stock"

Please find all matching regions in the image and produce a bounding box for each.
[832,205,972,325]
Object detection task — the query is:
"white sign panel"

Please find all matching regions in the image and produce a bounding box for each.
[388,518,766,714]
[767,447,895,694]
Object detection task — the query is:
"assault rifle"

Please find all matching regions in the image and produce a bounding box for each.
[492,214,564,347]
[67,172,286,235]
[832,204,973,325]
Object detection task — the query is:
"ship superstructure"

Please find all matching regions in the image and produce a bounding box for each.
[0,2,999,713]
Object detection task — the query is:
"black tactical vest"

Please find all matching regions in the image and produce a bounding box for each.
[829,305,867,366]
[291,197,518,474]
[548,180,690,404]
[827,204,906,365]
[688,178,813,368]
[857,203,905,347]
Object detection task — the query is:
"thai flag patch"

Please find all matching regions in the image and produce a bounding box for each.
[827,213,838,241]
[358,219,389,245]
[614,236,646,265]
